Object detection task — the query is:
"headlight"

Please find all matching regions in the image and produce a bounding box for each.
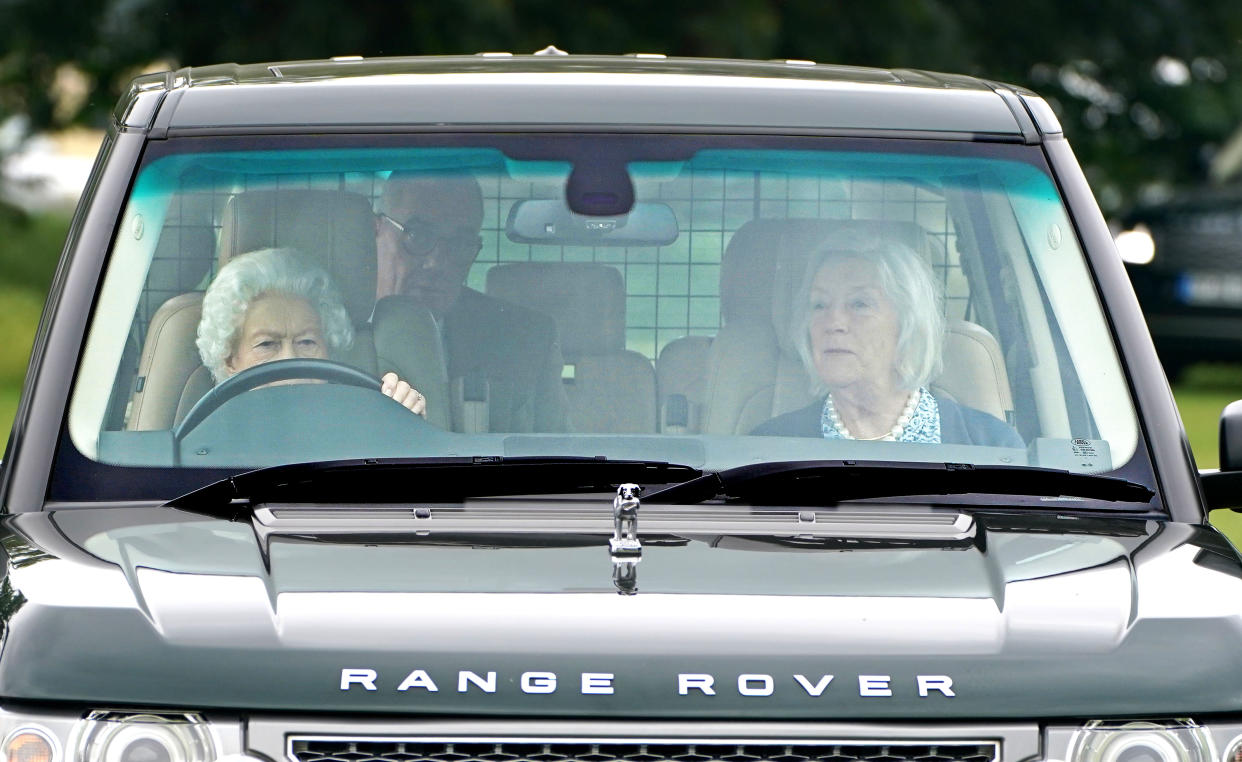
[1222,733,1242,762]
[1068,720,1215,762]
[4,726,59,762]
[1115,224,1156,265]
[71,712,217,762]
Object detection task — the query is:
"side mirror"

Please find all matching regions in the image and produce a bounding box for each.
[1221,400,1242,472]
[1201,400,1242,510]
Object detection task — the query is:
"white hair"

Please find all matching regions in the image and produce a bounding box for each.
[196,248,354,383]
[792,232,945,394]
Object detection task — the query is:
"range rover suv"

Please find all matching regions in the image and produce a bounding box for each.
[4,50,1242,762]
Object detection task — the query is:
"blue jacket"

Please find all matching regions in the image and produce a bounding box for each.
[751,393,1024,447]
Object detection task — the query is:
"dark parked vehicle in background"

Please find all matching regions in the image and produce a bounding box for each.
[1118,185,1242,379]
[7,49,1242,762]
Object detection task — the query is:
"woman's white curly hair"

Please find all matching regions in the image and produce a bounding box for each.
[196,248,354,383]
[791,231,945,395]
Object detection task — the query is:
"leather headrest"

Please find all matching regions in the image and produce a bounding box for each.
[485,262,625,356]
[217,189,377,324]
[721,219,846,324]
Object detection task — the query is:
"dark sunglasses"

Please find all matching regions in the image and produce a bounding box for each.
[378,212,481,260]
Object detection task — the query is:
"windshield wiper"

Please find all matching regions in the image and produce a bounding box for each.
[645,460,1155,507]
[166,456,702,519]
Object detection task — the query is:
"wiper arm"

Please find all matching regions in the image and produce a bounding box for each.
[166,456,702,519]
[645,460,1155,506]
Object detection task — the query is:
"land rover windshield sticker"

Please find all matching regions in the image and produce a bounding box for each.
[339,669,956,698]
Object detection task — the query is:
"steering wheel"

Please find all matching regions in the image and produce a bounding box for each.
[174,358,380,441]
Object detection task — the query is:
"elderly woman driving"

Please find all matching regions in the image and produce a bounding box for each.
[196,247,426,415]
[752,234,1022,446]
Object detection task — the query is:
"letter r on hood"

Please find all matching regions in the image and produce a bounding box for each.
[341,669,378,691]
[679,674,716,695]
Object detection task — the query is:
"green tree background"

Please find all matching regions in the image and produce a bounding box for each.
[5,0,1242,211]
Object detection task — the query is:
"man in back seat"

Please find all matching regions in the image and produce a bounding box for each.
[374,170,569,433]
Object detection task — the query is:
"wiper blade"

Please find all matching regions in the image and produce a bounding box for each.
[166,456,702,519]
[645,460,1155,506]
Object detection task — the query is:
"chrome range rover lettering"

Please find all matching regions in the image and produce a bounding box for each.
[339,669,956,697]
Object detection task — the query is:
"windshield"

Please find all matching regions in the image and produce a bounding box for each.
[60,134,1144,500]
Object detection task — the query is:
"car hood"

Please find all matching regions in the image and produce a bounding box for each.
[2,505,1240,718]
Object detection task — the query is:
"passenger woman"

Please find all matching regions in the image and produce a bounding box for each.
[753,235,1021,446]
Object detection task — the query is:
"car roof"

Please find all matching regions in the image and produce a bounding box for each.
[119,53,1042,140]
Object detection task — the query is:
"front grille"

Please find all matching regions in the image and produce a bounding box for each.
[290,739,999,762]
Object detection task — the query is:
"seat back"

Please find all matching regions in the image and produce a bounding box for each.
[215,190,378,326]
[653,217,790,435]
[939,319,1014,422]
[656,335,712,434]
[126,293,211,430]
[128,189,450,431]
[124,195,216,431]
[701,219,840,434]
[486,262,657,433]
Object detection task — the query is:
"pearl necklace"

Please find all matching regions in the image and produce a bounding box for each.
[826,389,920,441]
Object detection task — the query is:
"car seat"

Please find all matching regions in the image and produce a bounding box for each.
[656,335,712,434]
[486,262,658,433]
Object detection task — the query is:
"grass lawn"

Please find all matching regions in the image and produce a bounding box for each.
[0,212,70,293]
[1,210,66,460]
[0,288,42,376]
[0,285,44,460]
[1175,363,1242,471]
[0,385,18,453]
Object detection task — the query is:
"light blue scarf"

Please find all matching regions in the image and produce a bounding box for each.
[820,387,941,443]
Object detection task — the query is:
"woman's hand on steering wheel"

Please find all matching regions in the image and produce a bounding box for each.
[381,371,427,417]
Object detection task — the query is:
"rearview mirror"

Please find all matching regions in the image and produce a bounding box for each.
[505,200,679,247]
